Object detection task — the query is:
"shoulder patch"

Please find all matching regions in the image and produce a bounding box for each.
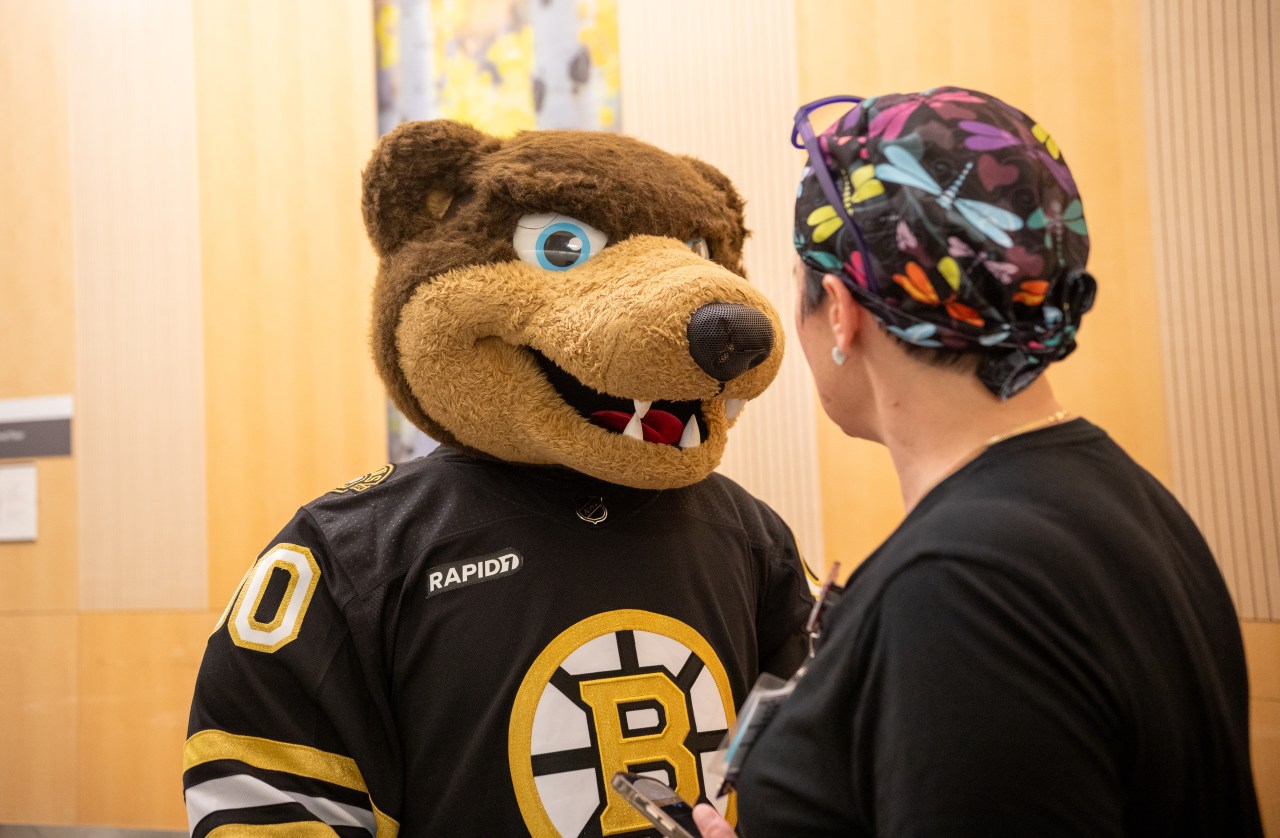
[427,549,523,597]
[331,464,395,494]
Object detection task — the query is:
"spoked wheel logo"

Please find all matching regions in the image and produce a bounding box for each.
[509,610,737,837]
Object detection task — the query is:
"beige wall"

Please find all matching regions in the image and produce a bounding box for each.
[0,0,383,827]
[616,0,826,566]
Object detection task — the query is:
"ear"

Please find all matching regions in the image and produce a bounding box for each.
[822,272,863,357]
[680,156,745,221]
[361,119,502,256]
[680,155,749,271]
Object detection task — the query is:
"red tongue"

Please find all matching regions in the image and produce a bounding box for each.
[591,409,686,445]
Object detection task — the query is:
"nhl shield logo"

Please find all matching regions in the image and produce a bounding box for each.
[508,610,737,837]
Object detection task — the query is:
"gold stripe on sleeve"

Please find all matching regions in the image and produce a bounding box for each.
[184,729,367,791]
[207,824,340,837]
[184,730,402,837]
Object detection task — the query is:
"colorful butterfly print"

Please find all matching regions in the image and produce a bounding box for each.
[849,164,884,202]
[870,100,923,142]
[875,145,1025,247]
[937,255,962,292]
[844,251,870,288]
[1027,198,1087,265]
[947,236,1021,284]
[837,104,863,133]
[817,132,854,171]
[897,220,920,255]
[892,259,986,328]
[893,261,940,305]
[959,120,1021,151]
[945,300,984,327]
[936,256,983,326]
[977,326,1013,347]
[803,250,843,272]
[869,90,985,141]
[1032,123,1060,159]
[1037,152,1076,192]
[887,322,943,347]
[1003,245,1046,279]
[1013,279,1049,306]
[806,205,843,244]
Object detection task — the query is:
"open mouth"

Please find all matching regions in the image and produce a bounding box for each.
[529,349,708,448]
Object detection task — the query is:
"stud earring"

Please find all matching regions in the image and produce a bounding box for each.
[831,346,847,366]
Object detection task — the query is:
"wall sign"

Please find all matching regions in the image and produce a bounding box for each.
[0,395,72,459]
[0,462,37,542]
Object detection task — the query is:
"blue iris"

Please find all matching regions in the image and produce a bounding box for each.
[535,222,592,271]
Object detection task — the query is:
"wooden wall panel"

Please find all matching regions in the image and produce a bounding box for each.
[77,611,215,830]
[796,0,1171,571]
[0,0,78,612]
[1,0,385,831]
[68,0,208,611]
[0,0,74,397]
[1144,0,1279,620]
[616,0,826,564]
[1243,622,1280,835]
[192,0,387,607]
[1252,695,1280,836]
[0,459,77,612]
[0,615,78,825]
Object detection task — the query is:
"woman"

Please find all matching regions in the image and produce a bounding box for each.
[693,88,1261,836]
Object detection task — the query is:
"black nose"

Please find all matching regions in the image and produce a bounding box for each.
[686,302,775,383]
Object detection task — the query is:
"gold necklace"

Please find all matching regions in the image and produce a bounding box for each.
[953,408,1072,473]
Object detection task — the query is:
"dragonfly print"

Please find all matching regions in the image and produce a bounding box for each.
[959,119,1077,193]
[1028,197,1087,266]
[869,90,986,141]
[947,236,1021,285]
[875,144,1025,248]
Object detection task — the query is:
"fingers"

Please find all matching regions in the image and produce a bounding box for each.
[692,802,738,838]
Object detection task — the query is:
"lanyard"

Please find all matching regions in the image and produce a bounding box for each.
[713,562,843,797]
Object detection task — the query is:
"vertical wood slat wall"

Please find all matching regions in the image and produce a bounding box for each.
[617,0,827,566]
[1144,0,1280,620]
[0,0,384,827]
[69,0,208,611]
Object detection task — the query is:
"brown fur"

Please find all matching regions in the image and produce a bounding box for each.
[362,120,783,489]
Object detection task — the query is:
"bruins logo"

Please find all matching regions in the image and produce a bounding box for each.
[509,610,736,837]
[330,463,394,494]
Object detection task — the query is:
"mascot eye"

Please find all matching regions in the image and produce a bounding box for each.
[687,237,711,259]
[514,213,608,272]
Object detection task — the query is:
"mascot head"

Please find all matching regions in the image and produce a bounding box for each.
[362,121,783,490]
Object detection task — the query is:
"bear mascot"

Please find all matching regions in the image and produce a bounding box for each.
[183,121,815,837]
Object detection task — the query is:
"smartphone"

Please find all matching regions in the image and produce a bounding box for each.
[610,772,703,838]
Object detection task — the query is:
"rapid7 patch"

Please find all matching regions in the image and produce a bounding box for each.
[427,549,523,597]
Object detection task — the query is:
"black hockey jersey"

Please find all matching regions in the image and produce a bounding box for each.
[183,446,814,836]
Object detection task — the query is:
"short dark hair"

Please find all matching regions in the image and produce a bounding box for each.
[799,262,982,373]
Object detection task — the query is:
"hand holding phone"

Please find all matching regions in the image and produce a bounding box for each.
[610,772,703,838]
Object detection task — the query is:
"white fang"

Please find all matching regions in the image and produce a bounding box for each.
[632,399,652,418]
[623,413,645,440]
[678,417,701,449]
[725,398,746,421]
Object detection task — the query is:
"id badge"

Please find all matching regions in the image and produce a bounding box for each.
[708,672,797,796]
[709,561,843,797]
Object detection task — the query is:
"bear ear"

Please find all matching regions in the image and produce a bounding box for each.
[680,155,749,271]
[362,120,502,256]
[680,155,746,222]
